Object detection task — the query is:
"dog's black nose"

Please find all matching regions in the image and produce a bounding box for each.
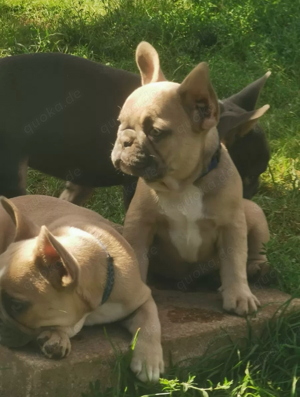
[114,158,121,169]
[123,140,133,148]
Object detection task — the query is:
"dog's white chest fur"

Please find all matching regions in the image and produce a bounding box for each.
[158,185,204,262]
[64,304,130,337]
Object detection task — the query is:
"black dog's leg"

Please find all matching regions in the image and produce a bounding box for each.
[122,176,138,211]
[59,181,94,206]
[0,155,27,198]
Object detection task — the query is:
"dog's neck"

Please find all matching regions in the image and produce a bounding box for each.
[94,239,114,305]
[77,256,113,311]
[54,227,113,311]
[193,141,221,182]
[147,128,220,194]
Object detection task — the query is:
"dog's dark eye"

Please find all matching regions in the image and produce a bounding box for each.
[11,301,25,314]
[1,291,30,319]
[149,128,163,138]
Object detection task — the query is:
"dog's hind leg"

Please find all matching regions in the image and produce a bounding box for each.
[0,155,28,198]
[244,199,270,282]
[59,181,94,205]
[122,295,164,382]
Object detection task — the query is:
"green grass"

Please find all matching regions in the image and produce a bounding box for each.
[0,0,300,395]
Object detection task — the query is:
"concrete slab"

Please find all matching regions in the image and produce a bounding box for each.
[0,287,299,397]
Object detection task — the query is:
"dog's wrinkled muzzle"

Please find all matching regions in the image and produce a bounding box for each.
[117,156,166,181]
[112,137,167,181]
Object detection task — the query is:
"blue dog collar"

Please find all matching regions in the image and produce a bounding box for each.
[97,240,115,305]
[199,142,221,179]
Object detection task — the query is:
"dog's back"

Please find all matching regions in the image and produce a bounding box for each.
[0,195,116,254]
[0,53,140,190]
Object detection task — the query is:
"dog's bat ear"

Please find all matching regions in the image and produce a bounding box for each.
[218,104,270,144]
[224,71,271,112]
[135,41,166,85]
[178,62,219,131]
[35,226,79,289]
[0,197,39,242]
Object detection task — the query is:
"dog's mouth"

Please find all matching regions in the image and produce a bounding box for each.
[114,149,167,182]
[119,160,166,181]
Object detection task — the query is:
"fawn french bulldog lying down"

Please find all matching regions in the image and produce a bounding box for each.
[0,53,269,206]
[0,195,163,382]
[112,42,270,316]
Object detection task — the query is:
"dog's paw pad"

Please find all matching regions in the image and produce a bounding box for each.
[37,334,51,348]
[222,286,260,316]
[130,358,143,375]
[44,343,63,359]
[131,358,162,383]
[130,342,164,383]
[37,331,71,359]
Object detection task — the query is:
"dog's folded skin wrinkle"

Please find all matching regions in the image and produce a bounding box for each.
[112,41,270,317]
[0,195,164,382]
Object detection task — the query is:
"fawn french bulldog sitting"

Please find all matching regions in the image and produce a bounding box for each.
[0,195,163,382]
[112,42,270,316]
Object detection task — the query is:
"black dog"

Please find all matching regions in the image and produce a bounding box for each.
[218,72,271,198]
[0,53,270,205]
[0,53,140,207]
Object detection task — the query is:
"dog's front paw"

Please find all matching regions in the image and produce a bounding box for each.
[37,330,71,359]
[220,284,260,316]
[130,339,164,383]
